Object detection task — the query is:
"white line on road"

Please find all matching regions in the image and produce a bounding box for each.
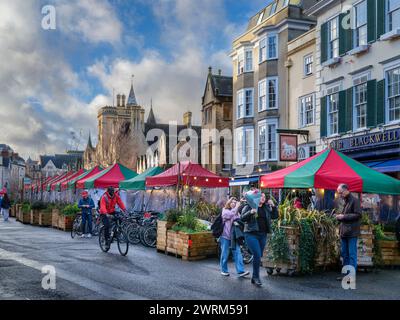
[0,247,146,300]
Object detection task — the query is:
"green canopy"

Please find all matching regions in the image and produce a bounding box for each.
[67,166,102,190]
[120,167,164,190]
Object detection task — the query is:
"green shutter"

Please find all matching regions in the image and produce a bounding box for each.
[376,79,386,125]
[377,0,386,38]
[346,88,353,132]
[367,80,377,127]
[321,22,328,63]
[320,97,327,138]
[338,90,347,133]
[367,0,377,43]
[339,12,352,55]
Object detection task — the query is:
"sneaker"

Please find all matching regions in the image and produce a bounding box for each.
[80,234,86,238]
[251,278,263,287]
[221,272,230,276]
[86,234,92,238]
[238,271,250,278]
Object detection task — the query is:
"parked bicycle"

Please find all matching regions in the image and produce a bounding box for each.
[98,213,129,256]
[71,210,102,238]
[125,211,160,247]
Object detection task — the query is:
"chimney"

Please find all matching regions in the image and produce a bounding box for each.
[121,94,126,107]
[116,94,121,107]
[218,69,222,76]
[183,111,192,128]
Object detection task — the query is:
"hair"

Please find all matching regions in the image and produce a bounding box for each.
[338,184,349,191]
[224,197,237,209]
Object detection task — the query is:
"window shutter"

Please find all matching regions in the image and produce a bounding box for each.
[346,88,353,132]
[338,90,347,133]
[339,13,351,55]
[377,0,386,38]
[367,80,377,127]
[320,97,327,138]
[320,22,328,63]
[367,0,377,43]
[376,79,386,125]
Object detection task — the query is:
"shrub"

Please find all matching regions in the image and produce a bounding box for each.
[172,207,208,233]
[165,209,183,223]
[22,203,31,214]
[31,201,47,210]
[194,201,220,222]
[61,204,80,216]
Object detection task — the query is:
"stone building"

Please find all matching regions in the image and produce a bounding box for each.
[201,67,233,176]
[84,82,202,173]
[0,144,25,197]
[230,0,317,185]
[40,151,83,178]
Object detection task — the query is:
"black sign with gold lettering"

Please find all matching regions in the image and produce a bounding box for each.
[330,129,400,151]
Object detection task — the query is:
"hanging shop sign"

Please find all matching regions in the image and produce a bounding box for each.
[279,134,298,162]
[330,128,400,152]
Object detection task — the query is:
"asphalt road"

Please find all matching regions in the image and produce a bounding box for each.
[0,218,399,300]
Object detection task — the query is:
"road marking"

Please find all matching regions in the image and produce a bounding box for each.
[0,248,146,300]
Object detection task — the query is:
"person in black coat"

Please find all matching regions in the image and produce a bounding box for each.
[0,192,11,222]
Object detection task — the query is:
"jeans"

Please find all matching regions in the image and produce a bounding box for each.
[101,215,111,242]
[245,232,267,280]
[2,209,9,221]
[81,211,92,235]
[341,237,358,271]
[219,237,245,274]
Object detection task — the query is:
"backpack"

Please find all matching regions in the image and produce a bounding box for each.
[211,213,224,238]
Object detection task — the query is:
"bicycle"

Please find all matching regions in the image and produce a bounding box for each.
[98,213,129,256]
[71,213,82,239]
[91,210,102,236]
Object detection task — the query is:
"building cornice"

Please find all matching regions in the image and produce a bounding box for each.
[305,0,337,16]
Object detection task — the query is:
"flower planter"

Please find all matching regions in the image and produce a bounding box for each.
[10,204,17,218]
[16,204,23,221]
[379,240,400,266]
[156,221,175,251]
[262,226,300,275]
[39,211,52,227]
[314,226,340,268]
[52,208,60,228]
[30,210,40,225]
[357,225,374,267]
[58,215,75,231]
[21,211,31,224]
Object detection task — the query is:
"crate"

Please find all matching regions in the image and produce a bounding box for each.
[156,221,174,251]
[58,215,75,231]
[21,211,31,224]
[379,240,400,266]
[357,225,374,267]
[30,210,40,225]
[52,208,60,228]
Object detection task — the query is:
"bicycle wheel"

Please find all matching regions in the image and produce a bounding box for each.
[126,223,141,244]
[117,229,129,256]
[71,215,82,239]
[142,226,157,248]
[98,226,110,252]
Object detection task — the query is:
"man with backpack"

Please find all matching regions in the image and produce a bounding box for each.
[99,186,126,249]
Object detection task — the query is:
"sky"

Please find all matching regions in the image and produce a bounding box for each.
[0,0,272,159]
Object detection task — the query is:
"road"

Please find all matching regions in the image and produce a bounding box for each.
[0,218,399,300]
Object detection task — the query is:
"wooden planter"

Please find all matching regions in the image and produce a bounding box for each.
[165,230,217,261]
[10,204,16,218]
[21,211,31,224]
[379,240,400,266]
[58,215,75,231]
[262,226,300,275]
[52,208,60,228]
[39,211,52,227]
[30,210,40,225]
[156,221,175,251]
[16,204,23,221]
[357,225,374,267]
[314,226,340,268]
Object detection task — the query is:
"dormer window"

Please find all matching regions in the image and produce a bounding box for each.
[257,11,264,25]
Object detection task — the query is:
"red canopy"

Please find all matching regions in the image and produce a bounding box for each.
[49,171,75,191]
[42,174,65,191]
[146,161,229,188]
[59,169,85,191]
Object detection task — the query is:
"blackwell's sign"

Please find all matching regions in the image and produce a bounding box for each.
[330,128,400,151]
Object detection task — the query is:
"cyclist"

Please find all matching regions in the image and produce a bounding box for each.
[99,186,126,249]
[78,190,95,238]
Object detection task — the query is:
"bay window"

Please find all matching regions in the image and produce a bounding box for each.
[267,34,278,59]
[267,77,278,109]
[236,127,254,165]
[258,119,278,161]
[237,88,254,119]
[258,79,267,111]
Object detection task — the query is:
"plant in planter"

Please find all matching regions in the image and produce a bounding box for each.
[30,201,47,225]
[39,204,54,227]
[58,204,80,231]
[21,203,31,224]
[193,201,220,222]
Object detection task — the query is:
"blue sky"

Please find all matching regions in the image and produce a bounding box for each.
[0,0,272,158]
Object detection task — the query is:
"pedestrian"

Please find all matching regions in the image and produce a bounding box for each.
[0,192,11,222]
[0,191,3,219]
[241,192,278,287]
[78,190,95,238]
[99,186,126,250]
[219,197,249,278]
[335,183,362,280]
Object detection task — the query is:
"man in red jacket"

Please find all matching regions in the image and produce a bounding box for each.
[100,186,126,248]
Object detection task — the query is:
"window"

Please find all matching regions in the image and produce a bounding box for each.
[258,119,278,161]
[299,94,314,127]
[353,73,369,130]
[309,145,316,157]
[237,52,244,75]
[259,38,267,63]
[267,34,278,59]
[386,66,400,122]
[269,2,277,16]
[204,107,212,124]
[223,105,231,121]
[257,11,264,25]
[258,79,267,111]
[328,17,339,59]
[388,0,400,32]
[327,85,340,136]
[267,77,278,109]
[304,54,313,76]
[236,127,254,165]
[298,147,307,161]
[282,0,289,7]
[354,1,367,47]
[237,89,254,119]
[245,49,253,72]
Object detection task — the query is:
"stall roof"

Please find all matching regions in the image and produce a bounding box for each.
[68,166,102,190]
[260,148,400,195]
[120,167,164,190]
[56,169,85,191]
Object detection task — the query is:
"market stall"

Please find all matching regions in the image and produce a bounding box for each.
[259,148,400,274]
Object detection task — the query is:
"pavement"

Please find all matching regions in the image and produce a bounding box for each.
[0,218,399,300]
